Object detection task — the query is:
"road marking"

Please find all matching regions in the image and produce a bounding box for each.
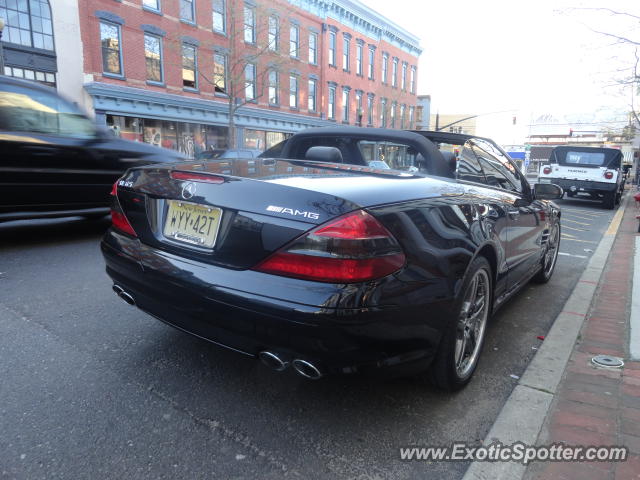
[558,252,588,259]
[631,237,640,360]
[605,208,624,236]
[561,232,576,238]
[564,213,601,221]
[562,208,605,215]
[562,225,588,232]
[561,237,597,244]
[562,218,591,226]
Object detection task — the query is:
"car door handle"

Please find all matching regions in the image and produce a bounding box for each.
[508,208,520,218]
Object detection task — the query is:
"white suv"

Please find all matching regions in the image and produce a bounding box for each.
[538,146,624,209]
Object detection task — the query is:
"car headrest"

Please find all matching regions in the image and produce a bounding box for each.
[440,151,458,172]
[305,146,343,163]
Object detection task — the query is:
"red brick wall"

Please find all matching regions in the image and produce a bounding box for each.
[79,0,419,125]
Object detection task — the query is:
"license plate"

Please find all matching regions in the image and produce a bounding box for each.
[163,201,222,248]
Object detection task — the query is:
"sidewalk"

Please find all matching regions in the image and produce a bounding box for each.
[524,193,640,480]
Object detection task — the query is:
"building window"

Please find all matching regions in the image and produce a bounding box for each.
[367,95,374,126]
[401,63,407,91]
[355,91,363,125]
[268,70,279,104]
[328,31,336,66]
[410,66,416,94]
[289,75,298,108]
[244,5,255,43]
[180,0,195,22]
[356,42,363,75]
[100,22,122,76]
[268,15,279,51]
[382,53,388,84]
[380,98,387,127]
[342,88,349,123]
[213,52,227,94]
[308,78,317,111]
[308,32,317,64]
[289,24,299,58]
[182,44,197,89]
[368,47,374,79]
[400,104,406,129]
[245,63,256,100]
[143,0,160,11]
[390,101,397,127]
[391,58,398,87]
[3,0,54,50]
[409,106,415,129]
[213,0,226,33]
[328,85,336,119]
[144,34,163,83]
[342,36,350,71]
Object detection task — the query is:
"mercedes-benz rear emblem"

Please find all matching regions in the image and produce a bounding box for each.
[181,182,196,200]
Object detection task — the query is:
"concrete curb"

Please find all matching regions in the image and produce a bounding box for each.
[462,194,630,480]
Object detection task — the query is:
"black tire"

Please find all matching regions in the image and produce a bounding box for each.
[429,257,492,392]
[532,223,560,284]
[603,192,616,209]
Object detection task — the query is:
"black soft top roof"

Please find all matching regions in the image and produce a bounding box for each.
[551,146,622,168]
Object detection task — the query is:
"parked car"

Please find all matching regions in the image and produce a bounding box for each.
[102,127,562,391]
[0,75,186,222]
[196,148,262,160]
[537,145,624,209]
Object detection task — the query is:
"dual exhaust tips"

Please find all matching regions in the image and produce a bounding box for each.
[112,284,322,380]
[112,284,135,306]
[259,351,323,380]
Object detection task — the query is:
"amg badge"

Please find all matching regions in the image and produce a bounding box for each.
[266,205,320,220]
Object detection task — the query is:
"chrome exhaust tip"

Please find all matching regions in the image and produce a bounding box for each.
[119,291,136,306]
[112,284,124,296]
[258,351,290,372]
[292,359,323,380]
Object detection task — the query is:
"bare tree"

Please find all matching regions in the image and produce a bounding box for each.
[162,1,299,148]
[569,7,640,130]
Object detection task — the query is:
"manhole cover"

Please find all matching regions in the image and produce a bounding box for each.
[591,355,624,368]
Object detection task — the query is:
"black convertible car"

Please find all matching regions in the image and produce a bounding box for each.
[102,128,562,390]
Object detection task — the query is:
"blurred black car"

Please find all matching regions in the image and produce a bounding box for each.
[196,148,263,160]
[102,127,563,391]
[0,75,186,222]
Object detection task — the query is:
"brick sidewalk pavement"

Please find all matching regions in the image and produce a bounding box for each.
[526,196,640,480]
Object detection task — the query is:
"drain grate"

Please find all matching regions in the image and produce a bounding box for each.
[591,355,624,368]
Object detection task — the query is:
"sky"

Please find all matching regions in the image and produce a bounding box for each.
[361,0,639,143]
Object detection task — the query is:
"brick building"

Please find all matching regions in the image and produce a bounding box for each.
[1,0,421,157]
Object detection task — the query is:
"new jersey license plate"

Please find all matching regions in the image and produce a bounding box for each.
[163,201,222,248]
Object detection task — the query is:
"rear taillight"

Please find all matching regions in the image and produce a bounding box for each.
[253,210,405,283]
[170,171,225,184]
[543,166,552,175]
[604,171,614,180]
[110,180,137,237]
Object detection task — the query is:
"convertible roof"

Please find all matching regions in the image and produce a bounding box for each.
[293,127,451,177]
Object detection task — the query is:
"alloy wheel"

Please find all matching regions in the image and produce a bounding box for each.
[454,268,490,379]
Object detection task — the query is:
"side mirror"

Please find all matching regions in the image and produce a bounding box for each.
[534,183,563,200]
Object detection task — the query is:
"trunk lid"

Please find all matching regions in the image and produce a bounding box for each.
[115,158,459,269]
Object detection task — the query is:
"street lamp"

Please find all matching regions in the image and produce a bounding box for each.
[0,17,5,74]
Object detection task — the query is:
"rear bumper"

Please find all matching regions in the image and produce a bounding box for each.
[544,178,618,194]
[101,230,448,375]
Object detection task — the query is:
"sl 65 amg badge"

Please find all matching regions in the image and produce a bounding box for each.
[118,180,134,188]
[266,205,320,220]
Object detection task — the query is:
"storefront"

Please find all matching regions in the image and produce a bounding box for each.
[86,82,331,159]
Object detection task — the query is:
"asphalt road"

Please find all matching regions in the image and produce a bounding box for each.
[0,194,621,480]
